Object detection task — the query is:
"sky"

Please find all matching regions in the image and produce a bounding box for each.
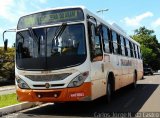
[0,0,160,46]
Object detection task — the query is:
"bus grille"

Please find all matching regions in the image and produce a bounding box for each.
[33,84,65,87]
[25,73,71,82]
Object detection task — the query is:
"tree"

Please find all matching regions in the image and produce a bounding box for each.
[131,26,160,70]
[0,47,15,81]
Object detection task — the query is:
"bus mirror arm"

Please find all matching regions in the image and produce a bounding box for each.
[3,29,16,51]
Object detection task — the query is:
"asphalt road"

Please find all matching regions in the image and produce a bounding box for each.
[3,73,160,118]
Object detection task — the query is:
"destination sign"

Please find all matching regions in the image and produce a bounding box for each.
[17,8,84,29]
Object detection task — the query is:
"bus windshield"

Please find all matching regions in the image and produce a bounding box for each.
[16,23,86,70]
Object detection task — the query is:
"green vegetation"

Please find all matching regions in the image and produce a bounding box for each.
[0,47,15,81]
[0,93,19,108]
[131,26,160,70]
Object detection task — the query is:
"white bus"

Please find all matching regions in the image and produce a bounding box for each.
[3,6,143,103]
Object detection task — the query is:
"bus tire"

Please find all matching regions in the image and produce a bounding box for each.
[106,80,112,103]
[106,73,115,103]
[132,71,137,89]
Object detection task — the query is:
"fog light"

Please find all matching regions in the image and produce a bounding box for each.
[37,94,42,98]
[54,93,58,98]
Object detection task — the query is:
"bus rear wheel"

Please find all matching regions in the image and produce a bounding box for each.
[132,72,137,89]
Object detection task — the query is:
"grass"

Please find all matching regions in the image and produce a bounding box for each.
[0,93,19,108]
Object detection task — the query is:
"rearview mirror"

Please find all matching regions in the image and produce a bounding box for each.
[4,39,8,51]
[2,29,16,51]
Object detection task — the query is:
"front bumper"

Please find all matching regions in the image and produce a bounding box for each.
[16,82,91,102]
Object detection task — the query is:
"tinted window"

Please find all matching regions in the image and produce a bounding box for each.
[88,22,102,61]
[102,26,110,53]
[137,46,141,59]
[112,31,117,43]
[124,38,128,56]
[133,43,137,58]
[129,41,134,57]
[120,36,125,55]
[16,24,86,70]
[126,39,130,48]
[111,31,119,54]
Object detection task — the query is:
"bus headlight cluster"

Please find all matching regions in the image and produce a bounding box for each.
[68,71,89,88]
[16,76,30,89]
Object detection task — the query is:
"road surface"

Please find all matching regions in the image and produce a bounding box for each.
[2,73,160,118]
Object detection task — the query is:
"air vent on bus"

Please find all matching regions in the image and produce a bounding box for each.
[25,73,71,82]
[33,84,65,88]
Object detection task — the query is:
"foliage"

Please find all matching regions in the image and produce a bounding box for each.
[131,26,160,70]
[0,47,15,81]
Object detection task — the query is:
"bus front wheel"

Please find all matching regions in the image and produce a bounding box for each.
[106,81,112,103]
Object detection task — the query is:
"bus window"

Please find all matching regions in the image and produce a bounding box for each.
[126,39,131,57]
[123,38,128,56]
[102,26,110,53]
[137,46,141,59]
[133,43,137,58]
[117,34,122,55]
[129,41,134,57]
[112,31,119,54]
[139,47,142,59]
[120,36,125,56]
[88,22,103,61]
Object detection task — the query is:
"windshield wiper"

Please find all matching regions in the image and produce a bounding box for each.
[51,23,67,53]
[53,23,67,40]
[28,27,39,44]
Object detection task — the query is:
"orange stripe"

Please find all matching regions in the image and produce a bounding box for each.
[16,82,91,102]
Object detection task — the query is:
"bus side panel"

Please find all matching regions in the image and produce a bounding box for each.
[90,61,107,100]
[110,55,123,90]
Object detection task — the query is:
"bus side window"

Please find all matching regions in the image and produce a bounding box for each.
[117,34,122,55]
[139,47,142,59]
[124,38,128,56]
[88,22,103,61]
[129,41,134,57]
[137,46,141,59]
[133,43,137,58]
[102,26,110,53]
[126,39,131,57]
[111,31,119,54]
[120,36,125,56]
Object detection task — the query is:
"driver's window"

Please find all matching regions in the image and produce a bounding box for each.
[88,22,103,61]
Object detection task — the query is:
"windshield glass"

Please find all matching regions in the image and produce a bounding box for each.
[16,23,86,70]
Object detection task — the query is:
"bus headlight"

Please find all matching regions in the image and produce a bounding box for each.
[68,71,89,88]
[16,77,30,89]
